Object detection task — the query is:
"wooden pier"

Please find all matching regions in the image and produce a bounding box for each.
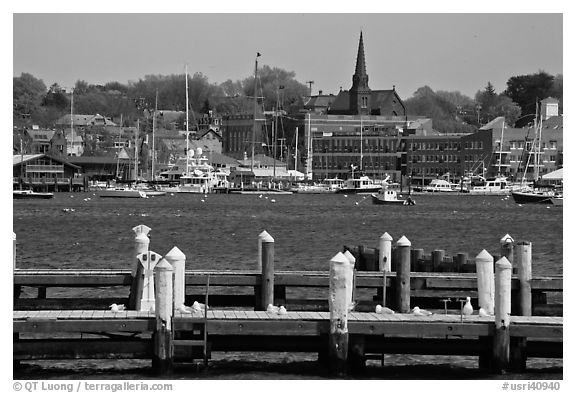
[13,227,563,376]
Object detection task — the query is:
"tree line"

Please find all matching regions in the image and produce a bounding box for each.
[13,68,562,133]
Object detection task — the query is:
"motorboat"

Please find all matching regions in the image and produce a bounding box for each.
[422,179,458,193]
[371,188,415,205]
[291,178,344,194]
[468,176,512,195]
[336,176,381,194]
[99,187,147,198]
[510,188,554,204]
[13,189,54,199]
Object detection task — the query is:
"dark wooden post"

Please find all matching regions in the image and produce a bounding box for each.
[500,234,514,267]
[395,236,411,313]
[260,232,275,311]
[328,252,352,376]
[493,256,512,373]
[410,248,424,272]
[455,252,468,272]
[152,258,174,375]
[432,249,445,272]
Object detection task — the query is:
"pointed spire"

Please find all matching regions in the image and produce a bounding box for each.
[355,31,367,78]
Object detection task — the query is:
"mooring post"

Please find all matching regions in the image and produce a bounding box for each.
[255,230,270,308]
[455,252,468,272]
[129,225,151,309]
[379,232,393,272]
[152,258,174,375]
[410,248,424,272]
[432,249,445,272]
[164,247,186,311]
[259,231,275,311]
[515,241,532,316]
[395,236,411,313]
[136,251,162,311]
[475,249,495,315]
[492,256,512,373]
[510,241,532,372]
[343,250,356,310]
[328,252,352,376]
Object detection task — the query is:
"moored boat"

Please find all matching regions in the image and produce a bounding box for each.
[510,188,554,204]
[468,176,512,195]
[371,188,415,205]
[13,189,54,199]
[422,179,458,193]
[336,175,381,194]
[551,196,563,206]
[99,187,147,198]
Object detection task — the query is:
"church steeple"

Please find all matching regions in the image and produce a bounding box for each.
[350,31,371,115]
[353,31,369,89]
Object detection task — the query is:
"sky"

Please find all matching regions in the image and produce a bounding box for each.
[11,9,563,100]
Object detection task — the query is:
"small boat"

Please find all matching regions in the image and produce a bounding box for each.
[371,188,415,205]
[551,196,563,206]
[291,178,344,194]
[422,179,458,193]
[99,187,147,198]
[468,176,512,195]
[13,189,54,199]
[510,188,554,204]
[336,176,381,194]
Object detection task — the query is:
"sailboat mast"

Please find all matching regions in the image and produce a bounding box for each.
[360,116,363,172]
[117,114,122,179]
[185,65,190,176]
[152,90,157,180]
[70,89,74,156]
[498,119,504,176]
[294,127,298,172]
[135,119,139,182]
[251,54,260,171]
[535,101,542,181]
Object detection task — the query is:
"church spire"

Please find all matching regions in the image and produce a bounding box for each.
[352,31,369,90]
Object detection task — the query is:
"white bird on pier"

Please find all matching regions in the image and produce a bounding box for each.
[278,306,287,315]
[177,304,193,313]
[463,297,474,316]
[411,306,433,316]
[192,301,207,312]
[266,304,279,313]
[347,301,357,312]
[478,307,490,317]
[375,304,395,314]
[271,199,276,203]
[109,303,125,313]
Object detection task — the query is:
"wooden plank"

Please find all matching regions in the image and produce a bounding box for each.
[14,339,152,360]
[206,319,329,336]
[13,319,155,333]
[510,324,562,339]
[223,310,236,319]
[210,310,226,319]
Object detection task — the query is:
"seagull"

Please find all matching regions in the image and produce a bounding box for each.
[463,297,473,316]
[259,194,263,198]
[177,304,193,313]
[478,307,490,317]
[278,306,287,315]
[266,304,279,313]
[344,195,348,198]
[375,304,395,314]
[201,199,205,203]
[270,199,276,203]
[347,301,357,312]
[109,303,125,312]
[192,301,207,312]
[411,306,433,316]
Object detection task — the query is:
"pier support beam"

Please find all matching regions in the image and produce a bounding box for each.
[493,256,512,373]
[379,232,393,272]
[510,241,532,371]
[395,236,411,313]
[153,258,174,375]
[129,225,151,310]
[164,247,186,311]
[475,249,494,315]
[260,232,275,311]
[328,252,352,376]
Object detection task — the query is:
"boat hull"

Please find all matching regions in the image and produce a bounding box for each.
[336,186,381,194]
[511,191,553,204]
[551,197,563,206]
[99,189,147,198]
[371,194,407,205]
[13,191,54,199]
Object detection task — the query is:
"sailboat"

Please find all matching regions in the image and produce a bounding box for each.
[510,102,555,204]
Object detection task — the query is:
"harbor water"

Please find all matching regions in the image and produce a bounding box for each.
[13,192,563,379]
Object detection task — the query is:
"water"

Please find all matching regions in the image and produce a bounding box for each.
[13,192,563,379]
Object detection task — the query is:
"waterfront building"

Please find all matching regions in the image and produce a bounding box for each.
[13,154,81,190]
[221,108,272,161]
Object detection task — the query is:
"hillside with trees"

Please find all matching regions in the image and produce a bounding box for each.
[13,69,562,132]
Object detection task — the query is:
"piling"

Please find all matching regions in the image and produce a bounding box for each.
[432,249,445,271]
[410,248,424,272]
[475,249,494,315]
[129,225,151,309]
[515,241,532,316]
[260,231,275,311]
[136,251,162,311]
[328,252,352,376]
[343,250,356,309]
[164,247,186,311]
[395,236,411,313]
[500,234,514,267]
[152,258,174,375]
[493,256,512,373]
[257,230,270,270]
[379,232,393,272]
[455,252,469,272]
[510,241,532,372]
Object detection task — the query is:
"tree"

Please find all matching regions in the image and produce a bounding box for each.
[13,73,47,125]
[42,83,69,110]
[504,71,558,126]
